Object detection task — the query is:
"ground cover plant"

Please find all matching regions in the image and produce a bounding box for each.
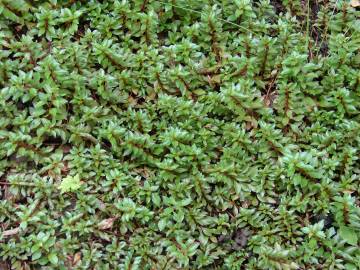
[0,0,360,269]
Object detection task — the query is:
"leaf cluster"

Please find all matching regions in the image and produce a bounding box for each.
[0,0,360,269]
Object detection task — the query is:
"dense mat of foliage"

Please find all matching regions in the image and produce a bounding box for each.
[0,0,360,269]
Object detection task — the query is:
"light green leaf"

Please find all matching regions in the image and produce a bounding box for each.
[339,226,358,246]
[32,251,42,261]
[48,253,59,265]
[158,219,166,231]
[59,174,82,193]
[345,263,357,270]
[152,193,161,207]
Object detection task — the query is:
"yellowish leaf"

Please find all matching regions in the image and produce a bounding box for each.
[59,174,81,193]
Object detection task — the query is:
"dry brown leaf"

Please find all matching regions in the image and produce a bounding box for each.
[128,95,137,106]
[350,0,360,7]
[148,90,157,101]
[73,252,82,266]
[2,227,20,237]
[135,167,151,179]
[98,217,116,230]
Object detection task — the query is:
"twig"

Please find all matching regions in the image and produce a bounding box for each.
[316,0,340,57]
[0,181,37,186]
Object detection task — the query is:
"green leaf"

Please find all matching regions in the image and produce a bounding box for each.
[158,219,166,231]
[31,244,40,253]
[345,263,357,270]
[152,193,161,207]
[339,226,358,246]
[32,251,42,261]
[48,253,59,265]
[59,174,82,193]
